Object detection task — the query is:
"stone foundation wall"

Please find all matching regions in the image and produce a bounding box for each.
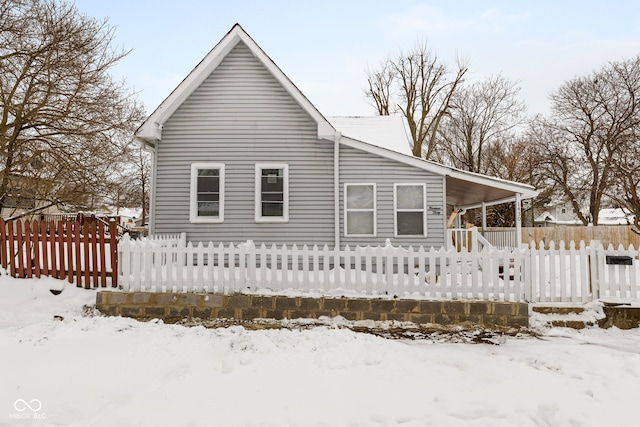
[96,292,529,329]
[598,305,640,329]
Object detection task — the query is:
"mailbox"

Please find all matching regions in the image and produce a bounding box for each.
[605,255,633,266]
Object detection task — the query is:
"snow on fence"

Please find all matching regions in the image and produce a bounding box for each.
[118,235,640,302]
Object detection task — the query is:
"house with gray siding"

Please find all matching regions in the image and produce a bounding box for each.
[135,24,536,249]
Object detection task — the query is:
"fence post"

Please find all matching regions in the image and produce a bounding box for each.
[588,240,601,300]
[0,219,6,270]
[109,220,119,288]
[119,233,131,291]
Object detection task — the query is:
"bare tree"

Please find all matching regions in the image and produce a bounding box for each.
[539,57,640,225]
[108,146,151,224]
[610,154,640,230]
[609,123,640,231]
[365,61,393,115]
[0,0,144,213]
[438,75,526,174]
[365,41,468,160]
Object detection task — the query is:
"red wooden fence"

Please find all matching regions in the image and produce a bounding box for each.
[0,218,119,288]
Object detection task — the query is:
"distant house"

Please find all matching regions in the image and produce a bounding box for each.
[134,24,536,248]
[535,204,635,226]
[534,203,582,226]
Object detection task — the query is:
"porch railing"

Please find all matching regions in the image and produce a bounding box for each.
[480,228,518,249]
[448,227,494,251]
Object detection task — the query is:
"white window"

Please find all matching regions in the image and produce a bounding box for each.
[255,163,289,222]
[190,163,224,223]
[394,183,427,237]
[344,183,376,236]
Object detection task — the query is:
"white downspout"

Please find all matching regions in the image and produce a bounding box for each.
[334,132,341,249]
[515,193,522,247]
[139,138,157,236]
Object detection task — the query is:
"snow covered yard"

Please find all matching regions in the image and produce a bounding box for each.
[1,276,639,427]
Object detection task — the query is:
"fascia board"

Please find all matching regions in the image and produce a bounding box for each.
[339,136,537,199]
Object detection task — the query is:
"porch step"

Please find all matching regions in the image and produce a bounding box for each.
[531,306,585,315]
[530,305,595,330]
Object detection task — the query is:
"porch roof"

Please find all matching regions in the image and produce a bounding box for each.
[339,136,538,209]
[445,175,531,209]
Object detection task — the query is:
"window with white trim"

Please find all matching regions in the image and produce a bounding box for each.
[255,164,289,222]
[344,183,376,236]
[190,163,224,223]
[394,183,426,236]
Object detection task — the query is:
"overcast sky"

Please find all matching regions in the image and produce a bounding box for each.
[73,0,640,118]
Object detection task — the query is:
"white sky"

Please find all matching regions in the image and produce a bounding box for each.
[73,0,640,117]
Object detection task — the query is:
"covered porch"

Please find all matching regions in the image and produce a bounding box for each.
[443,171,537,251]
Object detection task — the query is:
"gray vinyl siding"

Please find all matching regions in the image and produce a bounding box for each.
[339,145,446,248]
[153,41,335,245]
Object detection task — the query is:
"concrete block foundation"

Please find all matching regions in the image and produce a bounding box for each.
[95,291,529,329]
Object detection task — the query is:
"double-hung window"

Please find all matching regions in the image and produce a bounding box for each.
[190,163,224,223]
[255,163,289,222]
[394,183,426,237]
[344,183,376,236]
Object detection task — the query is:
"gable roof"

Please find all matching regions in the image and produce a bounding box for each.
[135,24,335,143]
[136,23,537,208]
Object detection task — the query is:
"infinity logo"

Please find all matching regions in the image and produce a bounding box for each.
[14,399,42,412]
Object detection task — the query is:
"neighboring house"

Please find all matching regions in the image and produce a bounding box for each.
[597,208,635,225]
[535,205,635,226]
[134,24,536,248]
[534,203,582,226]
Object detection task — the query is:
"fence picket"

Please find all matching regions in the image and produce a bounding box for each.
[512,248,522,302]
[501,248,511,301]
[132,238,141,291]
[353,246,361,292]
[256,243,265,289]
[385,245,394,296]
[63,221,72,283]
[364,246,373,294]
[301,245,310,291]
[247,240,256,289]
[344,245,352,291]
[321,245,330,291]
[417,246,426,296]
[629,244,638,299]
[23,221,33,278]
[375,246,384,295]
[406,246,415,294]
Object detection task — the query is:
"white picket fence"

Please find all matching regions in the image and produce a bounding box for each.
[118,235,640,303]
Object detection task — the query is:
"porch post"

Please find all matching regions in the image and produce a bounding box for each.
[515,193,522,247]
[481,202,487,230]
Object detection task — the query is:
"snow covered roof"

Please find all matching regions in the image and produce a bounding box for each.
[328,115,413,156]
[598,208,634,225]
[535,208,635,225]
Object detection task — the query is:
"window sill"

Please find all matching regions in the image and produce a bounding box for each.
[190,218,224,224]
[255,218,289,224]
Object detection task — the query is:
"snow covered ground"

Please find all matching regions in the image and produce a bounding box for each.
[1,275,639,427]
